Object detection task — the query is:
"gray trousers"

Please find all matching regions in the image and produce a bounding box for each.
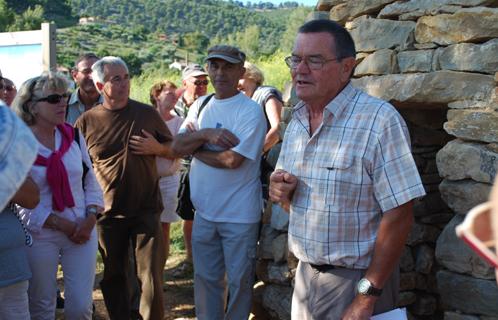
[291,261,399,320]
[192,214,259,320]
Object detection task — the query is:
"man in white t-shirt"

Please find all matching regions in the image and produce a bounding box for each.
[172,45,266,320]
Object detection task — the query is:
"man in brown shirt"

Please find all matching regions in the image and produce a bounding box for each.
[75,56,174,320]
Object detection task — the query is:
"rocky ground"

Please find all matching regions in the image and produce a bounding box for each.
[56,253,272,320]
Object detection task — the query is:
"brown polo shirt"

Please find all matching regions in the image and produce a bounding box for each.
[75,99,172,218]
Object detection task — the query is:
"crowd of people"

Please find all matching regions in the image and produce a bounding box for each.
[0,19,496,320]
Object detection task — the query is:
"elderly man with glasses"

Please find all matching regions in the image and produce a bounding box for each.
[270,19,426,320]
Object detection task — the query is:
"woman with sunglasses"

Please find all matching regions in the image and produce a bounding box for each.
[12,72,104,320]
[2,78,17,107]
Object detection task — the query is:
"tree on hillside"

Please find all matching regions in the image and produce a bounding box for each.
[7,5,44,32]
[279,6,311,53]
[0,0,14,31]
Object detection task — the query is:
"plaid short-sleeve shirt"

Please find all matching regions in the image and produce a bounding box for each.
[277,83,425,269]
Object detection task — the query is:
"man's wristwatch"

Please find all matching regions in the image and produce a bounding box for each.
[357,278,382,296]
[86,206,101,219]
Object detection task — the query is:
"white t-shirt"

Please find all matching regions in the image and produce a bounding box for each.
[180,93,267,223]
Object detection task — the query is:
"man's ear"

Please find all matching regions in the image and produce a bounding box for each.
[95,81,104,92]
[340,57,356,82]
[71,69,78,81]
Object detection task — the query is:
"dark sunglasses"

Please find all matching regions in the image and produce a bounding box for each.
[3,85,15,92]
[35,93,69,104]
[193,79,209,86]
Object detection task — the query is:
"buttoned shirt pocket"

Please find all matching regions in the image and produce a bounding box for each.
[320,156,365,208]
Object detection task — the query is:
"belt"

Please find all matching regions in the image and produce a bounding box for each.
[309,263,339,272]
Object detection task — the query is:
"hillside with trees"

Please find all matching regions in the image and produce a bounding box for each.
[1,0,311,97]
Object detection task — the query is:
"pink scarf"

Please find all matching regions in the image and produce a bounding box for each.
[35,123,75,211]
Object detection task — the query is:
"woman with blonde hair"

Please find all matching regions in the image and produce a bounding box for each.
[238,61,284,200]
[238,61,283,153]
[12,72,103,319]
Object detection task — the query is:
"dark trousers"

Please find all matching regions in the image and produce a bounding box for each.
[97,214,165,320]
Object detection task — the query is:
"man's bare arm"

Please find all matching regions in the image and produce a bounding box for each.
[341,201,414,320]
[193,149,245,169]
[129,129,176,158]
[11,177,40,209]
[172,128,239,157]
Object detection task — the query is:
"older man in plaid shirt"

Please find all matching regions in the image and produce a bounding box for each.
[270,20,426,320]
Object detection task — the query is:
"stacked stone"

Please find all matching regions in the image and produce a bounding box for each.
[256,1,498,319]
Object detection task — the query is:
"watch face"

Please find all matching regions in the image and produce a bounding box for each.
[358,278,370,294]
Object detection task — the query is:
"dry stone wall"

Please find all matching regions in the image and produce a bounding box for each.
[256,1,498,319]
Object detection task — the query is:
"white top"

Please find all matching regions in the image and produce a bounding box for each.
[19,127,104,234]
[157,115,184,177]
[180,93,267,223]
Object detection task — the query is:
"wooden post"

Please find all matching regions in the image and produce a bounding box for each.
[41,22,56,72]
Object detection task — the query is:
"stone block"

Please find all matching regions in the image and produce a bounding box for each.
[444,311,479,320]
[267,262,292,285]
[447,100,496,109]
[379,0,493,20]
[397,50,433,73]
[352,71,495,106]
[411,294,437,316]
[416,273,428,291]
[414,244,434,274]
[407,223,441,246]
[287,251,299,270]
[354,49,397,76]
[444,109,498,143]
[270,203,289,231]
[439,179,492,215]
[413,192,450,217]
[317,0,345,11]
[262,284,292,320]
[436,139,498,184]
[420,213,454,225]
[398,291,417,307]
[400,246,415,272]
[329,0,397,24]
[400,272,418,290]
[437,39,498,75]
[272,234,288,263]
[435,215,495,279]
[415,7,498,45]
[347,16,415,52]
[437,270,498,316]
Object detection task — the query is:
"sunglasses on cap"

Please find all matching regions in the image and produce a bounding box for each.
[192,79,209,86]
[34,93,69,104]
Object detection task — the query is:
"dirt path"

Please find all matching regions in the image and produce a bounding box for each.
[57,253,272,320]
[89,253,196,320]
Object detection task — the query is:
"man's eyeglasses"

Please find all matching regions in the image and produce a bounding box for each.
[108,75,130,85]
[192,79,209,86]
[34,93,69,104]
[76,68,92,75]
[284,55,341,70]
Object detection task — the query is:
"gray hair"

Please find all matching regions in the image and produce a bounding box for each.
[91,56,128,86]
[12,72,69,126]
[243,61,264,87]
